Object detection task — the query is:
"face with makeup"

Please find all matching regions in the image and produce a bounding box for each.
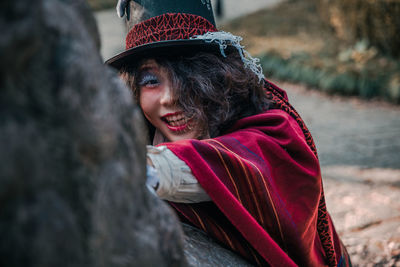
[137,59,204,143]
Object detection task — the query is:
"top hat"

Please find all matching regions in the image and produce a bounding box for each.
[105,0,264,81]
[105,0,236,69]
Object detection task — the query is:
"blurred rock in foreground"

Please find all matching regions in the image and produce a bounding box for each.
[0,0,185,265]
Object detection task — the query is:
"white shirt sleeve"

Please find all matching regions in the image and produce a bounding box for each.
[146,145,211,203]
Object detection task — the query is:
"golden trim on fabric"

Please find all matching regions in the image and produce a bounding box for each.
[189,206,207,232]
[206,142,243,204]
[209,139,287,252]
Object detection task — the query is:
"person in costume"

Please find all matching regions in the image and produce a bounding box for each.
[107,1,351,266]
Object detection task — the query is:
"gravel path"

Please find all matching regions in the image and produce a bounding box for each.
[283,83,400,169]
[95,4,400,266]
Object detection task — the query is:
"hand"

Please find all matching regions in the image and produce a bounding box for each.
[116,0,131,19]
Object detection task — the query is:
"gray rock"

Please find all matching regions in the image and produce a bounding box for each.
[0,0,185,266]
[182,224,253,267]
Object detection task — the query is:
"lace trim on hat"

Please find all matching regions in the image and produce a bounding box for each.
[191,31,265,82]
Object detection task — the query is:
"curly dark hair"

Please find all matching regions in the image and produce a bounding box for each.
[122,52,272,139]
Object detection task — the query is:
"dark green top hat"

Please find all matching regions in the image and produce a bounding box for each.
[106,0,228,69]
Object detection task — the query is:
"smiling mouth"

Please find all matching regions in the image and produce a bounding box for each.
[161,112,190,132]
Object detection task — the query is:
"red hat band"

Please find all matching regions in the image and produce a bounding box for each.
[125,13,218,50]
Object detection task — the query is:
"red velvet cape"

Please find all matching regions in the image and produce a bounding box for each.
[163,82,350,266]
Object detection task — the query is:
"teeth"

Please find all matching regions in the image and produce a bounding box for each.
[167,115,184,122]
[164,114,187,127]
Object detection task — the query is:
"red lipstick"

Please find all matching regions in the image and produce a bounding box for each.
[166,124,188,132]
[161,111,183,118]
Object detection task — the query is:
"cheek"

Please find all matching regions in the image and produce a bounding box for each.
[139,90,158,120]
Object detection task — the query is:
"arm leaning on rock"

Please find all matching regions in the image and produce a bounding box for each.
[146,145,211,203]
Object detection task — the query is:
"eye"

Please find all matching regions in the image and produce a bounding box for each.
[137,72,160,88]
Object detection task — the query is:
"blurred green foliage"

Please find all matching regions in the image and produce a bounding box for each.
[259,51,399,101]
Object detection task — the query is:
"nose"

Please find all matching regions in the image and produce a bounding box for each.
[160,84,175,106]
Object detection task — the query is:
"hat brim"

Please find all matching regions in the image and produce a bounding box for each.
[105,39,236,70]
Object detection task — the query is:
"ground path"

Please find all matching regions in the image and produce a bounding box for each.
[95,4,400,266]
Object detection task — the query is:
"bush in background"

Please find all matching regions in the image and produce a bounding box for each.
[260,50,400,102]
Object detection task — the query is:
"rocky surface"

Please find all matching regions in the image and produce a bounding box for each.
[182,224,253,267]
[0,0,186,266]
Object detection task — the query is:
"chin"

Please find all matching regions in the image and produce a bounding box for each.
[167,134,195,142]
[163,128,200,141]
